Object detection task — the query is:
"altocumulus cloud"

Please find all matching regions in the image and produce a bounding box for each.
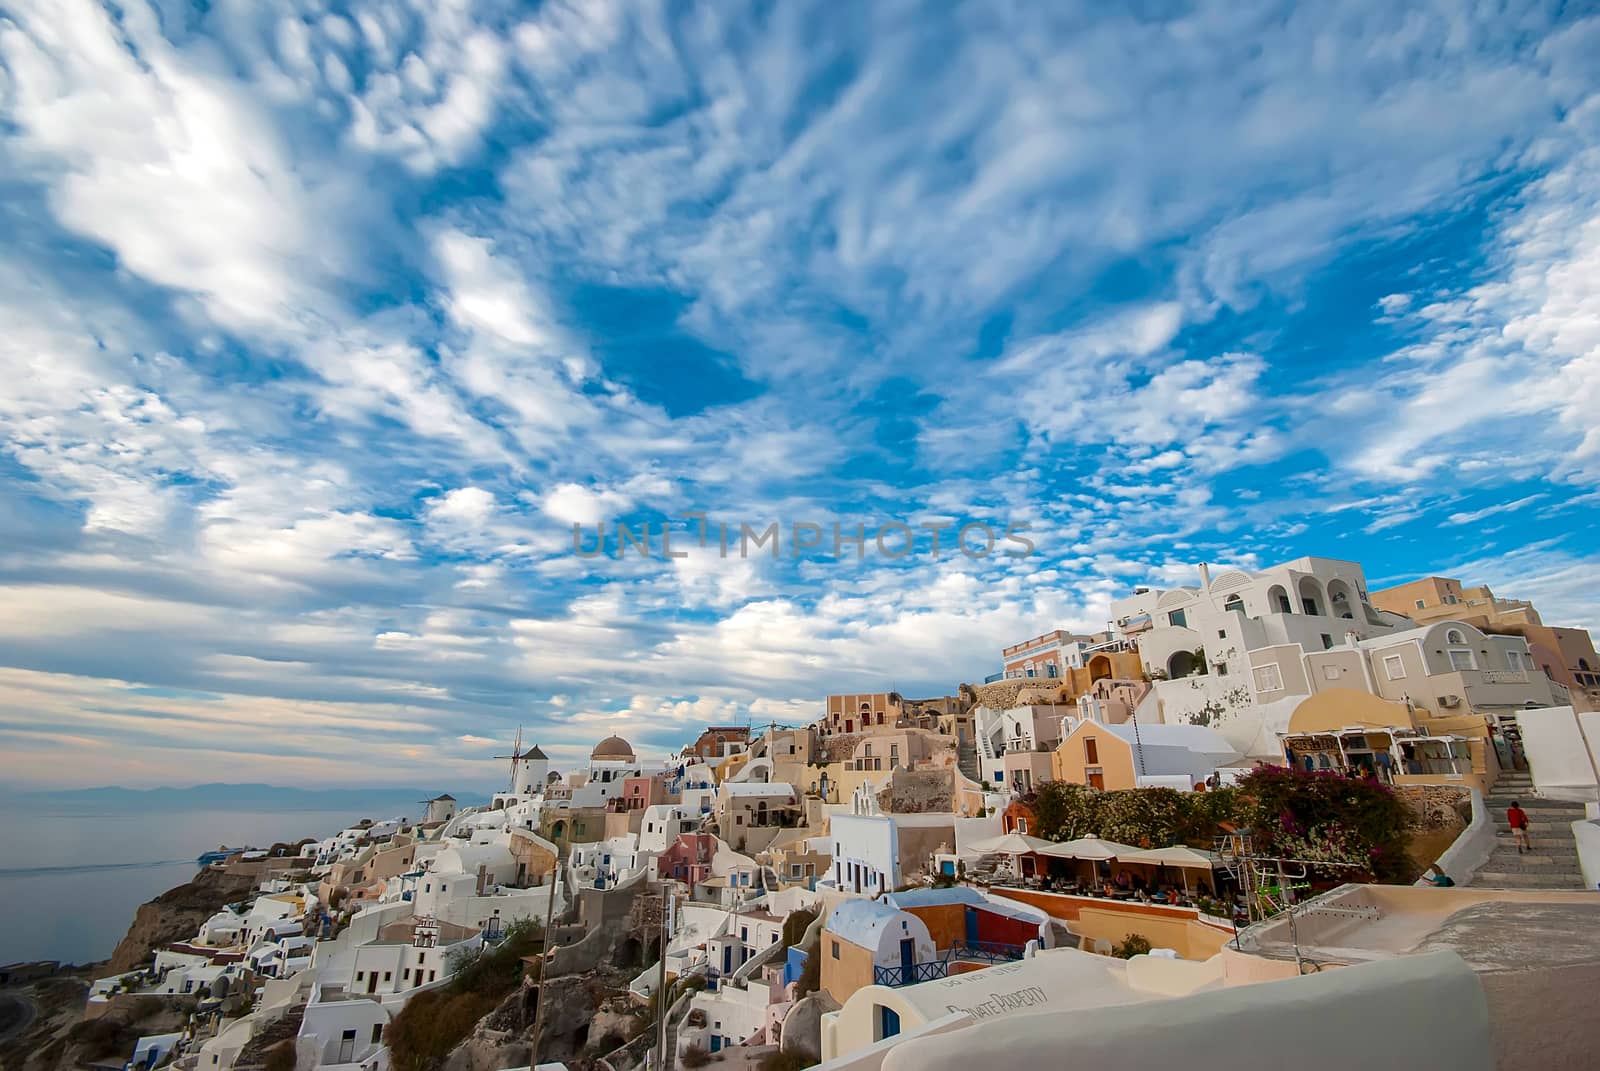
[0,0,1597,787]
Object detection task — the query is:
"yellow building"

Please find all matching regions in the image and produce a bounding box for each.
[1279,688,1498,793]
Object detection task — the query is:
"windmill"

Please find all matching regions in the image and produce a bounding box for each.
[493,726,526,794]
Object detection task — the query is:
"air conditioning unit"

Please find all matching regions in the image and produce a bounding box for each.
[1438,695,1462,708]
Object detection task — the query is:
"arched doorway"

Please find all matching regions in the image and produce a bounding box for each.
[1267,584,1292,614]
[1298,577,1324,617]
[1326,578,1355,619]
[1089,655,1112,682]
[1166,650,1197,679]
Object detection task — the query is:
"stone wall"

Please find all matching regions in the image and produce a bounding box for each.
[1395,785,1472,831]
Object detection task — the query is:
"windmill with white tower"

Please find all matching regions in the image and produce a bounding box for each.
[493,727,550,803]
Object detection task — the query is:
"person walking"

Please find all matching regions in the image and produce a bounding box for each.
[1506,800,1532,853]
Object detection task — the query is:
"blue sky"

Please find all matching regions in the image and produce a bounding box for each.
[2,0,1598,789]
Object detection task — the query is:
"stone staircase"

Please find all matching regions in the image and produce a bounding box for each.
[956,738,982,784]
[1469,770,1589,890]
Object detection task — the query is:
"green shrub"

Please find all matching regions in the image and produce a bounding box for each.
[264,1042,296,1071]
[1029,766,1411,883]
[759,1050,811,1071]
[793,949,819,998]
[1111,934,1152,959]
[780,908,818,949]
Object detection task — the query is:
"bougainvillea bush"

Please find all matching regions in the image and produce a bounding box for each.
[1027,766,1413,882]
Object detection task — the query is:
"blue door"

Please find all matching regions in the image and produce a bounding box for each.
[964,907,979,945]
[899,938,914,978]
[710,1037,722,1053]
[879,1005,901,1040]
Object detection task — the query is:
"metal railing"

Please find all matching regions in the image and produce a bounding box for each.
[873,960,947,987]
[947,939,1025,964]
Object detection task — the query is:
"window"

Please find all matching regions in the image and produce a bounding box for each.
[1445,629,1465,645]
[340,1030,357,1064]
[1084,738,1099,764]
[1449,649,1476,671]
[428,970,436,982]
[1223,595,1244,614]
[1415,599,1426,609]
[1253,663,1283,692]
[383,971,392,981]
[1218,629,1227,639]
[890,744,899,765]
[1016,817,1028,834]
[1384,654,1406,680]
[1506,651,1525,671]
[1168,609,1187,628]
[831,940,840,959]
[1321,634,1333,650]
[371,1024,384,1044]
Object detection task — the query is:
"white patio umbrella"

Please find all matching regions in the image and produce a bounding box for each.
[1035,835,1140,861]
[967,832,1054,855]
[1114,845,1223,896]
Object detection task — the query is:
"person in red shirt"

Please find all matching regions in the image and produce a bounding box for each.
[1507,800,1531,854]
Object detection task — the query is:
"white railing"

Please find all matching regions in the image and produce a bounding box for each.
[1481,670,1528,684]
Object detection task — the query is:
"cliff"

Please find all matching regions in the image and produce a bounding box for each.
[107,867,258,973]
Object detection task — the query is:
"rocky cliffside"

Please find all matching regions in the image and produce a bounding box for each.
[108,867,258,973]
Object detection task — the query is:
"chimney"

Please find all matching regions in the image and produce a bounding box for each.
[1198,562,1212,592]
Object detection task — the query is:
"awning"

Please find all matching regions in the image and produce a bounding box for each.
[1036,836,1141,861]
[1115,845,1223,869]
[967,832,1055,855]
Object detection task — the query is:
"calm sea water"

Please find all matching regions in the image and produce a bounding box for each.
[0,803,414,966]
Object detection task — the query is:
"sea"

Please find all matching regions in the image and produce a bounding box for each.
[0,794,440,967]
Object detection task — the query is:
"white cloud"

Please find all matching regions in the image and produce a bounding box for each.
[0,0,349,332]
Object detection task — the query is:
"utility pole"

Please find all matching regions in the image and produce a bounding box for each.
[528,846,566,1067]
[653,888,673,1071]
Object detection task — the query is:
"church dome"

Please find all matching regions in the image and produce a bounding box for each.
[591,735,636,761]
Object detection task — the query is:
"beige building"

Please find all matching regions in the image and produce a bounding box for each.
[822,692,905,734]
[1371,575,1596,711]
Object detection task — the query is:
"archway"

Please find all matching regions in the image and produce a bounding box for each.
[1223,594,1244,614]
[1297,577,1324,617]
[1089,655,1112,682]
[1266,584,1292,614]
[1166,650,1197,679]
[550,820,567,841]
[1326,579,1356,619]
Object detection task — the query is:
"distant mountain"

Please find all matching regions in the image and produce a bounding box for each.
[3,782,490,814]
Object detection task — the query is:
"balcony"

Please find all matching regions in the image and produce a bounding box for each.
[1480,670,1528,684]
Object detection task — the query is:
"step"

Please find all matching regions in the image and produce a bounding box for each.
[1481,855,1582,872]
[1485,798,1586,809]
[1491,838,1579,852]
[1489,842,1578,856]
[1472,870,1587,883]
